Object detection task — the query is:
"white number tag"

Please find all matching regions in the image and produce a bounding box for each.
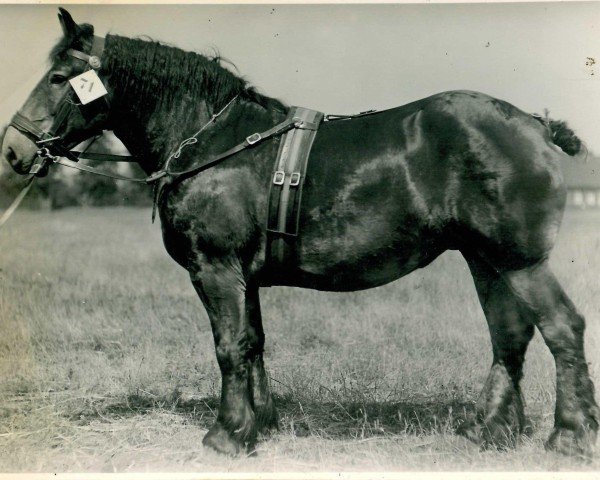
[69,70,108,105]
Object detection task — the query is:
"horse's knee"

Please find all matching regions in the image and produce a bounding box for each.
[498,324,534,380]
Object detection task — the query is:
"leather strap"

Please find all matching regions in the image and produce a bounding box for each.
[31,112,309,187]
[10,112,46,140]
[324,109,378,122]
[67,36,105,69]
[71,151,137,162]
[10,111,81,162]
[265,107,324,279]
[53,156,150,183]
[0,176,35,229]
[166,115,302,186]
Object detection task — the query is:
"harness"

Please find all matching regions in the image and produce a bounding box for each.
[3,35,378,275]
[266,107,323,273]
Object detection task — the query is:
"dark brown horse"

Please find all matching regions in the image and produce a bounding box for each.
[2,9,598,457]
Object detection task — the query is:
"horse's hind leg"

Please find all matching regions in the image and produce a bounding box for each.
[461,255,599,456]
[245,286,278,433]
[458,254,535,449]
[503,262,599,456]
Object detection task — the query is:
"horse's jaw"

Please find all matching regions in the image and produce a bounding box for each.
[106,122,160,175]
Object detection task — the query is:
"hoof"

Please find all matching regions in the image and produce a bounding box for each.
[546,427,596,459]
[456,417,484,445]
[203,423,255,456]
[457,415,522,450]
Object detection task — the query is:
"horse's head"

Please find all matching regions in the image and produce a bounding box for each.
[1,8,111,174]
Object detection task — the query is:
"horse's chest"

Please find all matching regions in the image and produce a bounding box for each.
[160,168,264,268]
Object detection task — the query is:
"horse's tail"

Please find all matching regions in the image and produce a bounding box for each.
[548,119,582,156]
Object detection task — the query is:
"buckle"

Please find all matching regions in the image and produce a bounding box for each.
[30,156,52,177]
[29,161,45,175]
[289,172,301,187]
[273,170,285,185]
[246,133,262,145]
[88,56,102,69]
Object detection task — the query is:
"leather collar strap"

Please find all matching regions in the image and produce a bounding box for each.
[149,113,314,222]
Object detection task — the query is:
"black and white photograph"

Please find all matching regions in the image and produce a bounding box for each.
[1,2,600,473]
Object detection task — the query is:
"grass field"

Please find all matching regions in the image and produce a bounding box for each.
[1,207,600,472]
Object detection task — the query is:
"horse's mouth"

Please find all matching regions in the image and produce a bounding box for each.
[1,127,38,175]
[2,149,35,175]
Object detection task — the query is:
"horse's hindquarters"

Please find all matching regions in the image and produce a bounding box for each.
[288,91,568,290]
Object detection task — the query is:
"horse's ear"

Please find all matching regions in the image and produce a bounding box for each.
[57,8,81,39]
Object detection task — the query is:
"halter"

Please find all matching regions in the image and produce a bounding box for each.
[8,36,109,174]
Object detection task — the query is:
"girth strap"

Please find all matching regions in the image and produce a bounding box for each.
[265,107,324,282]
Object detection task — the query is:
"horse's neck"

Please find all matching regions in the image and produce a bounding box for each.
[111,97,286,174]
[110,95,208,174]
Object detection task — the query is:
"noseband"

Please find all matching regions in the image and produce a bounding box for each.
[8,36,107,174]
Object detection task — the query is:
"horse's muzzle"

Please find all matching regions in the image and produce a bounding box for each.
[1,126,38,174]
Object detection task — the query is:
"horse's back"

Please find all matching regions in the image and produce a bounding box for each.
[292,91,566,290]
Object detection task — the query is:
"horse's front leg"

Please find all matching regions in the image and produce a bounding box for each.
[191,259,257,455]
[245,286,278,433]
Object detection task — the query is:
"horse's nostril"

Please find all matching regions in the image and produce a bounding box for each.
[5,146,17,163]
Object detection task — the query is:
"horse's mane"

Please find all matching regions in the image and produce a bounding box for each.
[51,31,287,114]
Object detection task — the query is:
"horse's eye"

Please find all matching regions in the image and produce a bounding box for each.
[49,74,68,85]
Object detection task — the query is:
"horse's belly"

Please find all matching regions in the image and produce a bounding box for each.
[292,258,427,292]
[288,227,444,292]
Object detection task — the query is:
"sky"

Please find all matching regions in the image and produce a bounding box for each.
[0,3,599,151]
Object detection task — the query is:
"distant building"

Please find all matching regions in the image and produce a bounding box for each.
[561,153,600,208]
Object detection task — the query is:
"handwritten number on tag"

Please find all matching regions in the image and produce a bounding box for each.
[78,78,94,92]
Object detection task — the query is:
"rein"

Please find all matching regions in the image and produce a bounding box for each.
[33,98,307,186]
[0,176,35,228]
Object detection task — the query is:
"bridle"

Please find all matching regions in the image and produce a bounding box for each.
[8,36,110,176]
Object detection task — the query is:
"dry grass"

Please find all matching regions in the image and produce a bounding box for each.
[1,207,600,472]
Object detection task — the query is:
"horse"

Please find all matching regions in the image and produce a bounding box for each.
[2,8,598,457]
